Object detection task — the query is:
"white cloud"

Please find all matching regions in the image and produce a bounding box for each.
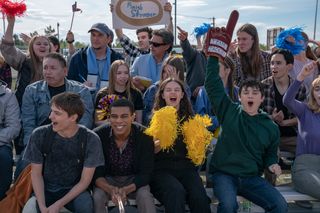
[237,5,275,10]
[178,0,208,7]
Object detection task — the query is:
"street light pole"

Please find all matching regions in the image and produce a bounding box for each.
[314,0,319,40]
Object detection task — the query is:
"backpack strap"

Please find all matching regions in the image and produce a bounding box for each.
[41,124,56,157]
[77,126,88,165]
[41,124,56,174]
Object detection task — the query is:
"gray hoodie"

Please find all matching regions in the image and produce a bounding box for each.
[0,82,21,148]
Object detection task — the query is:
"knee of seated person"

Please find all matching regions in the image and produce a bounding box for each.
[73,193,94,213]
[93,187,107,202]
[272,199,288,213]
[136,186,153,200]
[217,199,238,212]
[166,183,186,198]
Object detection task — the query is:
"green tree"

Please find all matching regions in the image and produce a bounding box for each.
[74,41,86,49]
[29,31,39,37]
[259,43,267,51]
[13,33,26,49]
[44,25,55,36]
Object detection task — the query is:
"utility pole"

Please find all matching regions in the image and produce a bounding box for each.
[174,0,177,45]
[314,0,319,40]
[57,22,60,41]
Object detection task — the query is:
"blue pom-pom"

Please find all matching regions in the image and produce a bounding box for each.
[193,23,211,38]
[275,27,306,55]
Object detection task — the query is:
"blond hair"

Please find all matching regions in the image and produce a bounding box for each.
[307,76,320,113]
[27,35,51,82]
[107,60,135,101]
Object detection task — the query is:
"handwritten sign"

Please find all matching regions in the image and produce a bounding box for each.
[112,0,170,29]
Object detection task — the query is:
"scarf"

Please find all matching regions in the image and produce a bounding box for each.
[87,46,111,88]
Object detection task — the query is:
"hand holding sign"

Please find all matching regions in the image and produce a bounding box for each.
[204,10,239,61]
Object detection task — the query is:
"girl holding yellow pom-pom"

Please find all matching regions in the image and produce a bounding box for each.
[147,78,211,213]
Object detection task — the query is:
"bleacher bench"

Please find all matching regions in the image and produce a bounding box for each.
[206,186,318,202]
[57,185,318,212]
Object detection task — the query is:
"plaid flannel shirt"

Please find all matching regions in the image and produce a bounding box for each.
[119,34,149,66]
[231,50,271,87]
[261,76,307,118]
[0,63,12,89]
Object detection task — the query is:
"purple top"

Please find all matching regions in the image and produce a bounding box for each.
[283,79,320,156]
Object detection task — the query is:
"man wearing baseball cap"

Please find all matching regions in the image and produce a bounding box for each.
[67,23,123,93]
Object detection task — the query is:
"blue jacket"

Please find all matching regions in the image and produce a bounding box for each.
[67,46,123,83]
[21,79,94,146]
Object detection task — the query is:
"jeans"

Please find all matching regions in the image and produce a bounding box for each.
[292,154,320,199]
[151,168,211,213]
[212,171,287,213]
[0,146,13,200]
[14,150,29,181]
[24,189,93,213]
[93,176,155,213]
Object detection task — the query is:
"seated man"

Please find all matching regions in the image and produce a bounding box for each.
[130,28,174,92]
[204,21,287,212]
[15,52,94,179]
[23,92,104,213]
[93,99,155,213]
[0,80,20,200]
[262,49,306,155]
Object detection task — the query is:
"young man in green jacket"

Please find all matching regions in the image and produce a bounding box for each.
[204,11,287,213]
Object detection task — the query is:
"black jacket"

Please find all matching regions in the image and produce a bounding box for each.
[67,46,123,83]
[93,123,154,189]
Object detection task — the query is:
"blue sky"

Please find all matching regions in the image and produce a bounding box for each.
[3,0,319,46]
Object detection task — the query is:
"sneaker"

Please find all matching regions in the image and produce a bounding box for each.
[295,201,313,209]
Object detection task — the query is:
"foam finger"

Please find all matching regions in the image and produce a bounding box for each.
[225,10,239,38]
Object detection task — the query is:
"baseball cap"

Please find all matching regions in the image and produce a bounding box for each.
[88,23,112,36]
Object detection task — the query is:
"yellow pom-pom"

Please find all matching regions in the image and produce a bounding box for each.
[96,109,107,121]
[144,106,178,150]
[182,114,213,165]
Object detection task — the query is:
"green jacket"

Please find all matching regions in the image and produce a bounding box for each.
[205,57,279,177]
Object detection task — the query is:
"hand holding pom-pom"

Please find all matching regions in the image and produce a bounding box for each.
[204,10,239,61]
[0,0,27,17]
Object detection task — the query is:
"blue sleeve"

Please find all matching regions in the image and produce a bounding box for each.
[78,87,94,129]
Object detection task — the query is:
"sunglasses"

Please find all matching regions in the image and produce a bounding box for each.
[149,41,167,47]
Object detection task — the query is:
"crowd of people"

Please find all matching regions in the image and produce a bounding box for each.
[0,3,320,213]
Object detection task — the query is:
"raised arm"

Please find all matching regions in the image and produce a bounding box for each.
[0,16,26,70]
[177,26,198,63]
[164,2,173,33]
[283,61,317,117]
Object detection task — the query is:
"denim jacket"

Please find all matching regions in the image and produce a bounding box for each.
[0,84,21,148]
[21,78,94,146]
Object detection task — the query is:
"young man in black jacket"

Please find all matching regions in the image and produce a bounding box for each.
[93,99,155,213]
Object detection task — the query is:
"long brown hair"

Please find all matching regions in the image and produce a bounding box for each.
[153,78,193,121]
[107,60,135,101]
[160,55,186,82]
[27,35,51,82]
[236,23,262,78]
[222,56,237,101]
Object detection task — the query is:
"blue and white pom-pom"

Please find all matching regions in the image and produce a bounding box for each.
[193,23,211,38]
[275,27,305,55]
